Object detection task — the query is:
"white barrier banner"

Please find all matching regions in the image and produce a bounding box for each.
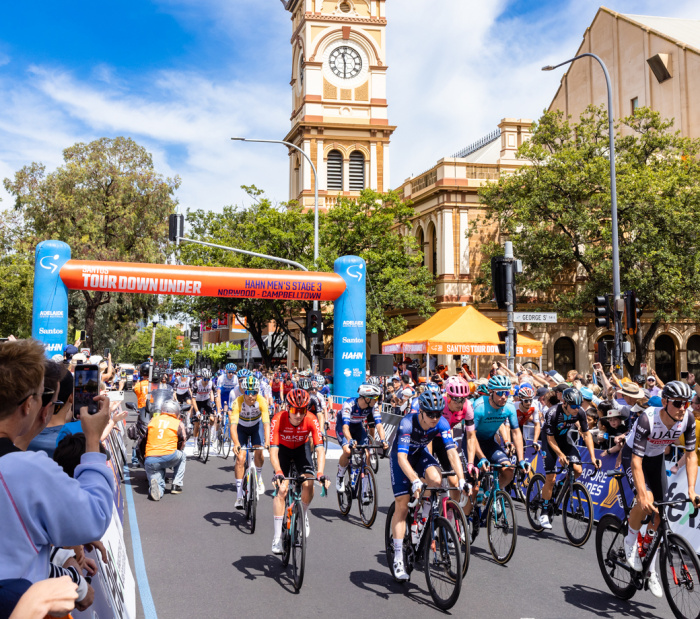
[664,464,700,553]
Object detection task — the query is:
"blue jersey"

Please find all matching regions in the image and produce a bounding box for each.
[472,396,519,440]
[410,398,420,413]
[341,397,382,427]
[218,374,238,404]
[392,413,455,456]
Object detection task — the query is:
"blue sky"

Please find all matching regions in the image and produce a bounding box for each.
[1,0,699,212]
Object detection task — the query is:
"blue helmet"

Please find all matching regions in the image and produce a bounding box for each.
[425,382,442,393]
[237,369,251,379]
[418,390,444,414]
[252,371,263,380]
[562,388,583,406]
[487,375,512,392]
[226,363,237,372]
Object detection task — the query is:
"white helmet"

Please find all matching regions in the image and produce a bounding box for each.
[358,383,381,398]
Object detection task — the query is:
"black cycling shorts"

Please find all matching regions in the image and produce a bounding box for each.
[544,438,580,474]
[196,400,215,416]
[620,445,667,503]
[366,410,376,429]
[432,435,455,473]
[176,392,190,404]
[276,443,316,477]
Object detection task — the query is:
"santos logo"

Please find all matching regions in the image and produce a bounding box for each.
[342,337,364,344]
[39,328,64,335]
[39,310,64,318]
[341,352,363,360]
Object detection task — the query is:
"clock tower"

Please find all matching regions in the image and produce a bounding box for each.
[282,0,395,207]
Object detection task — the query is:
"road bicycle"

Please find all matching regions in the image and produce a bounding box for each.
[385,474,463,610]
[272,465,327,592]
[337,443,383,528]
[193,409,213,464]
[525,459,594,546]
[216,411,232,459]
[466,462,518,564]
[596,469,700,619]
[239,441,265,534]
[506,441,540,504]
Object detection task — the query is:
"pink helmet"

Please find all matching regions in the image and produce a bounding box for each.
[445,378,469,398]
[518,386,535,399]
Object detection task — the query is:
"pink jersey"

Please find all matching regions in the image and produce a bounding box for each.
[442,397,474,429]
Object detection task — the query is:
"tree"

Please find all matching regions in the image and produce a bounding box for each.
[122,324,191,365]
[0,210,33,338]
[478,106,700,374]
[172,186,434,364]
[4,137,180,344]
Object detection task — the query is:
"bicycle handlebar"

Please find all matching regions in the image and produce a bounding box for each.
[654,497,700,519]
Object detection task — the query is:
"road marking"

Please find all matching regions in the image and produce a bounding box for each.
[123,465,158,619]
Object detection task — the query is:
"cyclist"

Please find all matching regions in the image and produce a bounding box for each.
[192,369,216,442]
[509,385,542,451]
[335,384,390,492]
[389,390,468,581]
[468,375,529,493]
[217,363,238,414]
[270,372,283,411]
[270,389,330,553]
[229,369,251,403]
[308,376,328,431]
[621,380,699,597]
[230,376,271,507]
[539,387,601,531]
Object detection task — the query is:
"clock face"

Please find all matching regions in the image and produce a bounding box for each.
[329,46,362,79]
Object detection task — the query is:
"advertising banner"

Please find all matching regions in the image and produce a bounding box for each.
[333,256,366,399]
[32,240,71,356]
[218,313,229,328]
[59,259,347,301]
[664,465,700,552]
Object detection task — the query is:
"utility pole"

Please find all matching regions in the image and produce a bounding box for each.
[504,242,516,372]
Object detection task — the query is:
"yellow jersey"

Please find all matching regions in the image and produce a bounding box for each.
[228,394,270,428]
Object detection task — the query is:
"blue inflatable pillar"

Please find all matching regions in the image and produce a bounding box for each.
[32,241,71,357]
[333,256,366,399]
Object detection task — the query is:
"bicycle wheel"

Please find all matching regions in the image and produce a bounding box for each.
[281,502,291,568]
[249,472,258,534]
[216,429,223,454]
[369,450,379,474]
[291,501,306,591]
[337,469,352,516]
[660,532,700,619]
[423,516,462,610]
[222,428,231,459]
[595,514,636,600]
[201,425,210,463]
[486,490,517,564]
[244,470,253,519]
[385,502,415,582]
[525,473,546,532]
[445,499,470,578]
[357,466,378,528]
[562,482,593,547]
[194,430,201,457]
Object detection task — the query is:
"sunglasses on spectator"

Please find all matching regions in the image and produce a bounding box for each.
[289,407,307,416]
[41,389,56,408]
[422,410,442,419]
[493,390,510,397]
[15,392,38,407]
[647,378,655,382]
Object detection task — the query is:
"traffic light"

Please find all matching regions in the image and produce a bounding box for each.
[594,295,612,329]
[306,309,323,341]
[595,340,610,365]
[624,291,641,335]
[498,330,508,355]
[491,257,516,311]
[312,341,324,359]
[168,213,184,242]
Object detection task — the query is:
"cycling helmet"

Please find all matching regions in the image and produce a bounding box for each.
[242,376,259,393]
[476,383,490,396]
[225,363,237,372]
[418,390,445,414]
[562,387,583,406]
[487,375,512,392]
[633,374,646,386]
[201,368,212,380]
[237,369,251,379]
[425,382,442,393]
[252,371,263,380]
[286,388,310,409]
[662,380,694,402]
[140,362,150,376]
[358,383,382,399]
[518,386,536,400]
[297,377,312,390]
[311,376,323,389]
[367,376,382,386]
[445,378,469,398]
[161,400,181,416]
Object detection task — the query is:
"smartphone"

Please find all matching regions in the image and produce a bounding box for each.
[682,371,689,380]
[74,364,101,415]
[104,348,110,357]
[80,330,86,341]
[640,362,647,375]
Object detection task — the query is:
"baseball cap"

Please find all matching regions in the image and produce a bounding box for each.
[579,387,594,401]
[64,344,79,359]
[536,387,548,397]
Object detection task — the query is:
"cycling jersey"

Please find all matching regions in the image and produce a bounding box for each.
[410,398,420,413]
[218,374,238,406]
[513,405,539,429]
[472,397,519,440]
[625,406,696,458]
[228,394,270,427]
[194,379,213,402]
[308,392,325,417]
[270,411,322,449]
[341,397,382,427]
[392,413,455,456]
[544,404,588,438]
[442,398,474,429]
[259,378,272,399]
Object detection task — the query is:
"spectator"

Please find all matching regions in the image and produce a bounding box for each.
[0,339,113,600]
[7,575,78,619]
[144,399,187,499]
[27,364,73,458]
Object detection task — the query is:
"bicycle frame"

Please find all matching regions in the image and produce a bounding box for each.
[347,444,384,498]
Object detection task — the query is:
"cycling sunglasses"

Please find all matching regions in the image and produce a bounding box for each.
[41,389,56,408]
[244,389,259,396]
[567,403,581,410]
[492,390,510,397]
[671,399,689,409]
[289,406,307,416]
[520,399,532,404]
[422,409,442,419]
[450,396,466,403]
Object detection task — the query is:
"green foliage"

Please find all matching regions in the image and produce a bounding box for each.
[121,324,190,365]
[201,342,242,369]
[3,137,180,342]
[477,106,700,371]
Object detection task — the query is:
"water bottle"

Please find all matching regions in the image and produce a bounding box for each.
[476,486,484,505]
[641,530,655,557]
[411,518,426,544]
[351,466,360,487]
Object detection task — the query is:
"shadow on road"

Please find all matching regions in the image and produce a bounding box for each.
[517,524,585,548]
[560,583,661,618]
[310,506,374,529]
[232,554,298,593]
[203,510,254,533]
[206,482,236,494]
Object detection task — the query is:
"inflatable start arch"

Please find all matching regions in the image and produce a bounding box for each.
[33,240,367,398]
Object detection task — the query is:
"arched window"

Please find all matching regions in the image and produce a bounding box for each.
[416,228,425,266]
[349,151,365,191]
[688,335,700,378]
[553,337,576,377]
[327,150,343,191]
[654,334,677,384]
[427,222,438,276]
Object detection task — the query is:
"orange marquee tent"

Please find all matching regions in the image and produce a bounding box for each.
[381,305,543,357]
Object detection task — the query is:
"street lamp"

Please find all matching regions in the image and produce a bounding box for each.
[231,136,321,371]
[542,53,622,366]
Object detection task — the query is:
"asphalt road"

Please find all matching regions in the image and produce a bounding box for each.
[121,394,675,619]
